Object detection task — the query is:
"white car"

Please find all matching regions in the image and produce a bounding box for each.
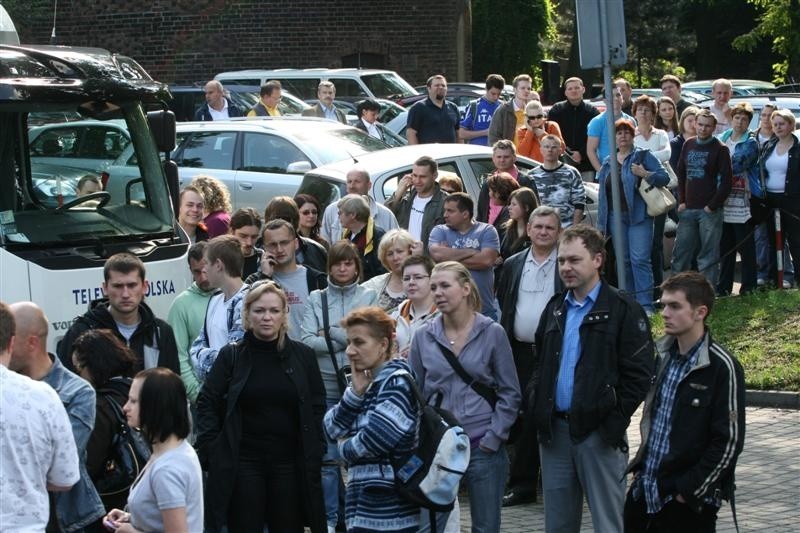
[103,117,390,211]
[28,119,130,173]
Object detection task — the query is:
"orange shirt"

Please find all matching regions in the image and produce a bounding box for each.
[517,121,566,162]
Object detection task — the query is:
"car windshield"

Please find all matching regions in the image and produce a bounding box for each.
[0,102,174,247]
[293,127,388,164]
[362,73,418,99]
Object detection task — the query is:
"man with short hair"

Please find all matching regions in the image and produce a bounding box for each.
[385,155,447,250]
[615,77,633,115]
[496,206,564,507]
[460,73,506,145]
[547,77,600,180]
[247,80,282,117]
[167,241,215,404]
[229,207,263,280]
[587,88,635,173]
[189,235,249,382]
[476,140,536,223]
[530,224,654,532]
[320,166,399,242]
[245,219,327,340]
[531,134,586,227]
[195,80,243,121]
[625,271,745,532]
[353,98,384,140]
[708,78,733,135]
[407,74,461,144]
[302,81,347,124]
[429,193,500,319]
[0,302,79,531]
[11,301,105,531]
[488,74,536,145]
[263,196,329,273]
[57,253,179,374]
[660,74,690,116]
[672,109,733,285]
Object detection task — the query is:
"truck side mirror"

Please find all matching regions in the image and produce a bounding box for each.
[147,110,176,153]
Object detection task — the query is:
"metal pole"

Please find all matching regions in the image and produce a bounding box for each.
[775,208,784,289]
[598,0,626,290]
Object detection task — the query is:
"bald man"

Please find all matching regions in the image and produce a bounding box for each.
[194,80,243,121]
[10,302,105,531]
[319,167,399,243]
[0,302,79,531]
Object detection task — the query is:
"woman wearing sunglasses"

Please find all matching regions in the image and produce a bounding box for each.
[517,100,565,162]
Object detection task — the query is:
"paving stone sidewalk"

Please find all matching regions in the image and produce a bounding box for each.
[458,406,799,532]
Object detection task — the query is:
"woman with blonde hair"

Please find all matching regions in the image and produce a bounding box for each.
[190,175,232,238]
[409,261,520,533]
[361,228,420,313]
[517,100,565,162]
[196,281,327,532]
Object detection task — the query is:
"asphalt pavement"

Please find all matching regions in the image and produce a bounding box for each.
[458,406,799,532]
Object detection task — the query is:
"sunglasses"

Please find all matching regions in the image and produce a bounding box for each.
[527,114,545,120]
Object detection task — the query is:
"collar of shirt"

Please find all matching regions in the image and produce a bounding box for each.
[669,333,706,362]
[527,247,557,267]
[266,104,279,116]
[565,279,602,309]
[495,165,519,180]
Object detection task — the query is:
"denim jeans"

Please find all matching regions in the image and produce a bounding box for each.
[322,399,343,527]
[608,211,655,312]
[462,446,508,533]
[672,208,724,285]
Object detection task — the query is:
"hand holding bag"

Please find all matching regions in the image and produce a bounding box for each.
[635,151,677,217]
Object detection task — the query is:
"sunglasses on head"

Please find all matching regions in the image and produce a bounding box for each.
[527,114,545,120]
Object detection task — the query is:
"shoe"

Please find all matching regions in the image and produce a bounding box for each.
[757,278,767,287]
[502,490,537,507]
[783,280,792,289]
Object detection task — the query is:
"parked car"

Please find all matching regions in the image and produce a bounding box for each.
[103,117,390,211]
[215,68,418,102]
[708,94,800,131]
[682,79,776,96]
[169,85,310,121]
[397,86,486,115]
[28,119,131,174]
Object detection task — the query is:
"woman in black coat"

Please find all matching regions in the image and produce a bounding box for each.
[195,280,327,533]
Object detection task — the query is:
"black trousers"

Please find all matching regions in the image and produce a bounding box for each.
[718,221,758,294]
[506,339,540,493]
[624,486,719,533]
[228,453,305,533]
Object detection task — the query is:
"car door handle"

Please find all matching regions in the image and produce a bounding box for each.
[239,183,253,191]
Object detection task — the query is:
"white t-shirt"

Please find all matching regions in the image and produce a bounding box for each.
[207,100,230,121]
[0,366,79,531]
[127,441,204,533]
[408,195,432,240]
[116,321,139,343]
[273,266,310,340]
[765,150,788,193]
[514,249,557,342]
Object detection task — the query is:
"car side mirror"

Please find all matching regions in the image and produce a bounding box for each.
[147,110,177,153]
[286,161,313,174]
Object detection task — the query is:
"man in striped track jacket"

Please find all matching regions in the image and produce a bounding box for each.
[625,271,745,531]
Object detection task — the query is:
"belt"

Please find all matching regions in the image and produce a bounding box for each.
[553,411,570,420]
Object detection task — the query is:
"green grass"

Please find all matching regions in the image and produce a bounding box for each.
[650,289,800,391]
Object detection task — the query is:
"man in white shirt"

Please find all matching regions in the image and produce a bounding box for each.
[0,301,79,531]
[496,206,563,507]
[708,78,733,135]
[195,80,243,121]
[354,98,384,140]
[189,235,249,382]
[320,167,399,242]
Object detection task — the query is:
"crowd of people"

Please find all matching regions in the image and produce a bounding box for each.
[5,68,795,533]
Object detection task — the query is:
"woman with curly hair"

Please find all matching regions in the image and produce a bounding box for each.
[190,175,232,238]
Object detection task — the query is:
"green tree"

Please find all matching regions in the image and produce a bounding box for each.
[471,0,555,82]
[732,0,800,83]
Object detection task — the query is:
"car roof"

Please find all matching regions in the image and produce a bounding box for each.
[725,94,800,107]
[683,79,776,89]
[307,144,504,181]
[176,116,354,133]
[216,68,398,77]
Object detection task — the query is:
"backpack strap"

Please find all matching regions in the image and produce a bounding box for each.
[321,290,346,395]
[437,344,497,409]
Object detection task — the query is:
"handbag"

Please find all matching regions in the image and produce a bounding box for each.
[94,385,152,496]
[638,178,677,217]
[662,161,679,189]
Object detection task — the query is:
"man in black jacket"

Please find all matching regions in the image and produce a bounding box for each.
[475,140,536,223]
[547,77,600,180]
[531,224,654,532]
[625,271,745,531]
[57,253,179,374]
[195,80,243,121]
[496,205,563,507]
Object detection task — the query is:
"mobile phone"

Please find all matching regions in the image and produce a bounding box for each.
[103,519,118,531]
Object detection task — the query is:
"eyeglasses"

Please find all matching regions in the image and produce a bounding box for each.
[300,209,318,216]
[527,114,545,120]
[402,274,430,283]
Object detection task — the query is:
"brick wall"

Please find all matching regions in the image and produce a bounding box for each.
[16,0,472,86]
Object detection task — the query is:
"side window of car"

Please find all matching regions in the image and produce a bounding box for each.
[240,133,310,173]
[279,78,321,100]
[329,78,368,98]
[469,158,496,187]
[175,131,237,169]
[30,128,78,157]
[380,162,460,201]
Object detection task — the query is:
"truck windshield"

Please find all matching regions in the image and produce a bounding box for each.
[0,103,174,247]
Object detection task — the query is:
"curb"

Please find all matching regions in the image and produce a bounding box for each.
[746,389,800,409]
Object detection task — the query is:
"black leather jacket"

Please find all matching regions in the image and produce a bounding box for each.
[530,281,655,448]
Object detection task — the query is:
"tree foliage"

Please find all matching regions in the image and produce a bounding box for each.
[732,0,800,83]
[471,0,555,82]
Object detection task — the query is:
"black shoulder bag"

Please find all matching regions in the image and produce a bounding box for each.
[438,344,498,409]
[321,290,347,395]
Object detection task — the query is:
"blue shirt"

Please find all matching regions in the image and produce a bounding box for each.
[321,103,339,122]
[637,336,704,513]
[460,97,501,145]
[588,111,635,162]
[554,280,602,412]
